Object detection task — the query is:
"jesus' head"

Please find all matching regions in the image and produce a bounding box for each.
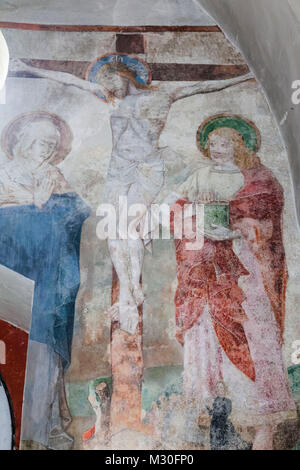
[98,62,153,101]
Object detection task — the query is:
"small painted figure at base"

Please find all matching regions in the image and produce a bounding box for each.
[207,382,251,450]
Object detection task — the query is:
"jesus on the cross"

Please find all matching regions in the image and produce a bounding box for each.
[10,55,254,334]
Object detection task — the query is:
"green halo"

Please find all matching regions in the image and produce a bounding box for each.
[197,113,261,153]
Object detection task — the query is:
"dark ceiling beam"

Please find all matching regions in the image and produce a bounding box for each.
[0,22,221,33]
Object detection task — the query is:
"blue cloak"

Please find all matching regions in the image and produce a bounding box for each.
[0,193,90,368]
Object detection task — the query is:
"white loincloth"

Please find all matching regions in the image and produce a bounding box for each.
[102,152,165,208]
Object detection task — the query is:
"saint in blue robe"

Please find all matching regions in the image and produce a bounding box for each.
[0,193,90,368]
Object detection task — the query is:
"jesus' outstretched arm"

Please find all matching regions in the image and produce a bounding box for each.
[9,58,108,98]
[171,72,254,102]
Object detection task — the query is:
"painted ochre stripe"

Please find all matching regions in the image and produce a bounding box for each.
[0,22,221,33]
[9,59,249,81]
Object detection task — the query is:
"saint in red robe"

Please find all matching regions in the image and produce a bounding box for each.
[171,163,288,383]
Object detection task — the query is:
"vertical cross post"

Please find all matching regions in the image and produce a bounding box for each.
[109,267,144,434]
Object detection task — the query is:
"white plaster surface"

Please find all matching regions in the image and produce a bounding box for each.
[0,0,214,26]
[288,0,300,23]
[0,31,9,90]
[0,264,34,332]
[2,30,117,61]
[145,32,244,65]
[2,29,244,65]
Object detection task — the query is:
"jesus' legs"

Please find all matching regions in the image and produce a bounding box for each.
[128,238,145,305]
[108,238,144,334]
[106,170,161,334]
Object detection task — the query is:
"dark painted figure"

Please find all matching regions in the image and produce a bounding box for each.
[208,395,251,450]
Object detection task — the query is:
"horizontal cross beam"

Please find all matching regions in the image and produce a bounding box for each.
[9,59,249,82]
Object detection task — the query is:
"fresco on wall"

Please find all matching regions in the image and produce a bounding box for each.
[0,25,300,450]
[0,110,90,449]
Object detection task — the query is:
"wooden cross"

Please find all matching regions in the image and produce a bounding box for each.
[110,267,150,435]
